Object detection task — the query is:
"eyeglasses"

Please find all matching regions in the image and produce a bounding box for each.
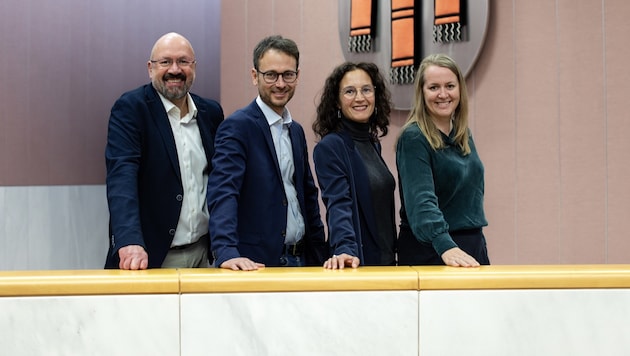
[341,86,375,99]
[150,58,196,68]
[257,70,298,84]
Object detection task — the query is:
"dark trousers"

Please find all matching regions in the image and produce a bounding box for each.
[397,227,490,266]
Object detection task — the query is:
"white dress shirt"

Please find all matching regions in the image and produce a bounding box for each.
[158,92,209,247]
[256,96,305,245]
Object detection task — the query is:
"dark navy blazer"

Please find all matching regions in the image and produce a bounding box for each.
[313,129,389,265]
[207,100,327,267]
[104,83,224,268]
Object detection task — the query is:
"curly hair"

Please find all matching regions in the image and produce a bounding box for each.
[313,62,392,141]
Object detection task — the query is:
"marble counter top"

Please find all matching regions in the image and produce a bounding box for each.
[0,269,180,296]
[2,265,630,296]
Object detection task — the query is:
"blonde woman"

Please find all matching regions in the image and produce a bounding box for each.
[396,54,489,267]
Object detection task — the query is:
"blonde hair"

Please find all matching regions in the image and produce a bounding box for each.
[399,54,470,155]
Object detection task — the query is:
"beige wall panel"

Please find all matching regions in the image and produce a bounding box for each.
[247,0,275,62]
[247,0,277,107]
[513,0,561,263]
[224,0,275,116]
[603,1,630,263]
[220,0,252,116]
[557,0,606,263]
[299,0,346,176]
[299,0,345,118]
[285,0,332,134]
[273,0,303,44]
[471,0,517,263]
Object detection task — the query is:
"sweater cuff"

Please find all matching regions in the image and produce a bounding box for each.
[432,232,458,256]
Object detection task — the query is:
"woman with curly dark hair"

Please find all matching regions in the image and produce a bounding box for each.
[313,62,396,269]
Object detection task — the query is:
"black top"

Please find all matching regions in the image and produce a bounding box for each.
[342,118,396,264]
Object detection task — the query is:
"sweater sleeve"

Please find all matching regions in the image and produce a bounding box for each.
[396,126,457,255]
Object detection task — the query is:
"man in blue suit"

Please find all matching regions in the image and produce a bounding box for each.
[105,33,224,270]
[208,35,327,270]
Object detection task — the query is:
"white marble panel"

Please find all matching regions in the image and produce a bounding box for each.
[2,186,30,268]
[419,289,630,356]
[0,294,180,356]
[0,185,108,270]
[0,187,6,264]
[182,291,418,356]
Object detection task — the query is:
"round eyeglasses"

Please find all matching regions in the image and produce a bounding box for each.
[340,86,375,99]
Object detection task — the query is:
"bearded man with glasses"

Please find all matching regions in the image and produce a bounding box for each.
[105,32,224,270]
[208,35,327,270]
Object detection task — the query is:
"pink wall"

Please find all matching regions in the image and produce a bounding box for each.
[221,0,630,264]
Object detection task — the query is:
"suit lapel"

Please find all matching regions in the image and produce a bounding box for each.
[144,85,181,181]
[288,124,304,188]
[193,98,214,174]
[252,103,284,181]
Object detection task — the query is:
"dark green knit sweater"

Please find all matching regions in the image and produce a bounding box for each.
[396,124,487,255]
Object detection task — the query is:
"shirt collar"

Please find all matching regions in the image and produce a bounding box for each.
[157,92,198,122]
[256,96,293,127]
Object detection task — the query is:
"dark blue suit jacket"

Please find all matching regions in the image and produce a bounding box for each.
[105,83,224,268]
[313,129,389,265]
[207,100,327,267]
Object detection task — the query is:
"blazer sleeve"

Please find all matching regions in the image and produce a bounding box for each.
[105,94,146,253]
[396,126,456,255]
[207,115,249,266]
[313,135,360,258]
[302,157,328,266]
[291,124,327,265]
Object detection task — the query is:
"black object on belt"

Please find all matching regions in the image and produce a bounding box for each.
[283,239,304,256]
[170,233,208,250]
